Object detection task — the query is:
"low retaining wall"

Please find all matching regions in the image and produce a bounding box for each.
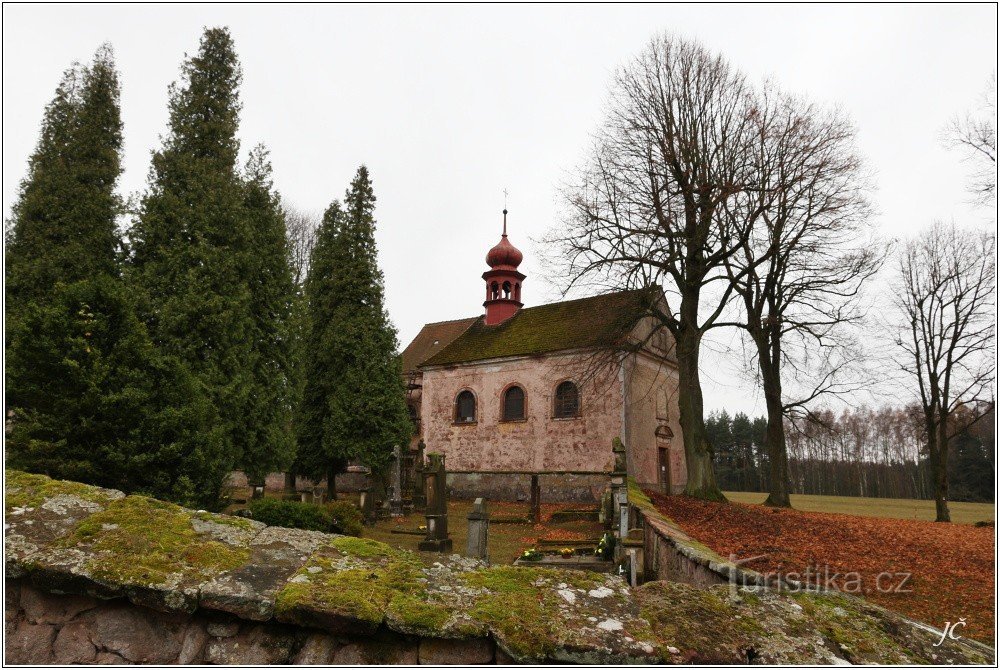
[5,581,497,665]
[447,472,607,503]
[226,470,369,494]
[5,470,991,665]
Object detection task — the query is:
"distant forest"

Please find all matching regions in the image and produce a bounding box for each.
[709,404,995,503]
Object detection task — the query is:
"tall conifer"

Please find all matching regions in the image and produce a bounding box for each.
[128,27,255,489]
[5,46,121,324]
[297,167,411,490]
[240,145,297,481]
[6,47,221,507]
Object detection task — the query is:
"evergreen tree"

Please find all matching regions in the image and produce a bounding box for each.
[5,46,121,326]
[6,276,222,507]
[239,145,297,481]
[297,167,411,491]
[5,46,223,508]
[948,431,994,502]
[128,27,255,492]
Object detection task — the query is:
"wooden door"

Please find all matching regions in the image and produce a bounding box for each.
[658,446,671,493]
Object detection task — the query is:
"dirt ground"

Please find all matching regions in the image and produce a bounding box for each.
[648,489,996,644]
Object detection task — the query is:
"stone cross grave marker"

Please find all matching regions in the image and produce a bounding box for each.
[418,453,452,552]
[466,497,490,562]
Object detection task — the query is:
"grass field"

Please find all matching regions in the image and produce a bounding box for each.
[723,491,995,525]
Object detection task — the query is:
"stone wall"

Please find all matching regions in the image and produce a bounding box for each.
[5,581,496,665]
[225,469,369,494]
[447,472,608,503]
[5,470,992,666]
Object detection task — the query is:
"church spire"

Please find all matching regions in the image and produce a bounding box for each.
[482,208,525,325]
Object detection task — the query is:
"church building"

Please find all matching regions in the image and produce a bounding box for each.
[401,212,686,502]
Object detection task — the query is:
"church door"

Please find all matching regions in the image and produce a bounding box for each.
[658,447,671,493]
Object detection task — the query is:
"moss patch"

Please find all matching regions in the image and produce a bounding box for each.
[58,495,250,586]
[459,566,605,661]
[275,537,427,631]
[638,581,768,663]
[193,511,258,532]
[5,469,117,513]
[789,591,922,664]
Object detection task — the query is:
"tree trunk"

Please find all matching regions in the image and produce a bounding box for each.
[675,320,725,501]
[753,331,791,508]
[933,412,951,522]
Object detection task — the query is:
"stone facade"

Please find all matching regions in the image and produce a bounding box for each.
[416,344,684,501]
[420,352,622,473]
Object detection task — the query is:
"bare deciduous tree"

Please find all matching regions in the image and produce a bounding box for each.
[283,201,321,286]
[943,73,997,207]
[893,222,996,521]
[723,88,883,507]
[547,34,763,500]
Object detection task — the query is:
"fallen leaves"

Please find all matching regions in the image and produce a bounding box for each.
[646,490,995,643]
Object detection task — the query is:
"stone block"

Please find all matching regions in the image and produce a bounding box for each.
[419,637,495,665]
[292,632,340,664]
[204,624,297,664]
[200,525,327,620]
[94,651,131,664]
[5,619,56,664]
[206,619,240,638]
[20,583,99,624]
[53,621,98,664]
[333,640,418,665]
[178,622,209,664]
[78,601,186,664]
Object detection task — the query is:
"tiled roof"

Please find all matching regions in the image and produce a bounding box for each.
[420,288,656,368]
[401,317,478,373]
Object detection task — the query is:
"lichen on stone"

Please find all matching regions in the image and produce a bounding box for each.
[56,494,251,588]
[5,469,122,514]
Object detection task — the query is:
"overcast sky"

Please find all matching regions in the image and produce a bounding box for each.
[3,4,996,415]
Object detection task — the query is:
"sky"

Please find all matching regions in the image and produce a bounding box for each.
[3,4,996,415]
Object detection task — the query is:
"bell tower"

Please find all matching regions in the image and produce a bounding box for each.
[483,209,525,325]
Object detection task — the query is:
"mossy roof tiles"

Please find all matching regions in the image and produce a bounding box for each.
[419,288,653,368]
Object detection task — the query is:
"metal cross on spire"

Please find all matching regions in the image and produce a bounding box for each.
[502,188,509,236]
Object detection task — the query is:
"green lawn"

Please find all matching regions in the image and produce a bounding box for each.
[723,491,995,525]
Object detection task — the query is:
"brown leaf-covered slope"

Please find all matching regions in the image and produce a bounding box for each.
[646,490,996,644]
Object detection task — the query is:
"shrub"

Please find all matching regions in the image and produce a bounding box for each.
[245,497,363,536]
[325,501,363,537]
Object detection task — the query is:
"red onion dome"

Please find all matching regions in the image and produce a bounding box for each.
[486,234,523,270]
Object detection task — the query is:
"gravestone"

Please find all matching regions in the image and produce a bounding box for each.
[411,441,427,510]
[418,453,452,552]
[389,445,404,517]
[529,474,541,524]
[466,498,489,562]
[359,480,376,526]
[400,445,415,514]
[610,438,629,558]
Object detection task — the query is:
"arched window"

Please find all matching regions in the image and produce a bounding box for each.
[455,390,476,423]
[553,381,580,418]
[502,385,525,421]
[502,281,512,299]
[491,282,500,300]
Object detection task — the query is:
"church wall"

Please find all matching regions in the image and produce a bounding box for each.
[419,352,624,483]
[622,353,686,493]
